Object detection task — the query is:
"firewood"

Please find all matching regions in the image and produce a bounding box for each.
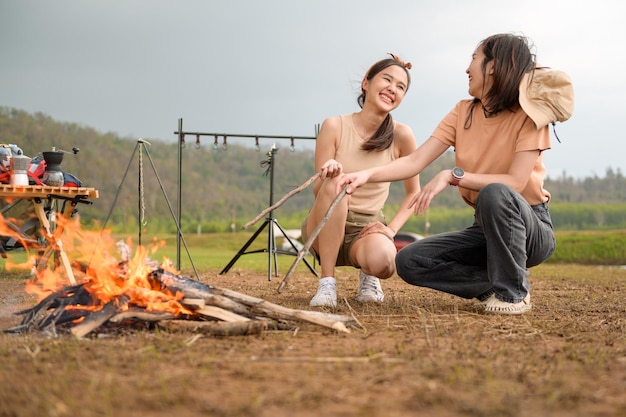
[277,186,347,293]
[9,284,93,332]
[15,284,91,324]
[180,298,205,310]
[148,269,216,299]
[109,310,176,323]
[195,305,251,322]
[70,295,130,338]
[201,293,255,316]
[7,269,359,337]
[151,269,359,333]
[210,287,356,333]
[37,305,89,330]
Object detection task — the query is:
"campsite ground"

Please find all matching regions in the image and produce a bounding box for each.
[0,263,625,417]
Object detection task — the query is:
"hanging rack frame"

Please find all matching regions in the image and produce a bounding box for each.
[174,118,319,280]
[100,138,200,279]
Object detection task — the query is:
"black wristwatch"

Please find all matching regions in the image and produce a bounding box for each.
[450,167,464,186]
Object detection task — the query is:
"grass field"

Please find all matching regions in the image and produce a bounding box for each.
[0,231,624,417]
[2,229,625,277]
[76,229,626,274]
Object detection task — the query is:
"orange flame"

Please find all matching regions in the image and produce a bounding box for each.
[1,210,192,316]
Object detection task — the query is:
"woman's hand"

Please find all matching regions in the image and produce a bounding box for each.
[320,159,343,179]
[359,221,395,241]
[409,170,452,215]
[336,170,370,194]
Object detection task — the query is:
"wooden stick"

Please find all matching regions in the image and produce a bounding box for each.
[195,305,251,322]
[212,286,357,333]
[242,172,320,229]
[277,186,347,293]
[70,295,130,338]
[109,310,175,323]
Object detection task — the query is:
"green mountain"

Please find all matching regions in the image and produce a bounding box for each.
[1,107,624,234]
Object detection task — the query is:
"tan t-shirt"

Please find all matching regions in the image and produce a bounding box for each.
[432,100,552,207]
[335,113,396,214]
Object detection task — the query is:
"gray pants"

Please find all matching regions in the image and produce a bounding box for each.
[395,183,556,303]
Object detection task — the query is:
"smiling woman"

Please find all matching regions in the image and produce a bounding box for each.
[302,54,421,308]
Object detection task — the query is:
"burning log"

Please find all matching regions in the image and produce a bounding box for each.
[70,295,130,338]
[5,268,360,337]
[2,193,360,337]
[7,284,94,334]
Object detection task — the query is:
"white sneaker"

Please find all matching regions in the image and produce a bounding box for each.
[357,270,384,303]
[484,293,531,315]
[310,277,337,307]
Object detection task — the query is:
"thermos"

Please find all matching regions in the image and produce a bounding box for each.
[10,154,31,186]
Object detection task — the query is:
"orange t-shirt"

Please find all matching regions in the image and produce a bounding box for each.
[432,100,552,207]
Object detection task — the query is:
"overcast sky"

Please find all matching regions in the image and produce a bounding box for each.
[1,0,624,179]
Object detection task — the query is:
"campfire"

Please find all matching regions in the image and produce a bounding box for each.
[1,213,359,337]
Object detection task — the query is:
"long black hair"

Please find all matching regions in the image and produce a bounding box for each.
[466,34,536,128]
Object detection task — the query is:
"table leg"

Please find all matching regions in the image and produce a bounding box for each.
[32,200,76,284]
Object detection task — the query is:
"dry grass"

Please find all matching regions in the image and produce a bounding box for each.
[0,263,625,417]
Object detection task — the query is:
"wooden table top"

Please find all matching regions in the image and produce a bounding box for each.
[0,185,99,199]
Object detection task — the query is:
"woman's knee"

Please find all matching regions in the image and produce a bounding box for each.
[310,178,348,223]
[355,241,396,278]
[395,245,414,279]
[318,176,343,199]
[476,183,514,215]
[371,256,396,279]
[477,183,507,204]
[394,240,434,279]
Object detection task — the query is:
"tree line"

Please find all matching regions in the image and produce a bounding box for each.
[1,107,624,235]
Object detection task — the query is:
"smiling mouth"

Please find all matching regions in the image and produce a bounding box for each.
[380,94,394,104]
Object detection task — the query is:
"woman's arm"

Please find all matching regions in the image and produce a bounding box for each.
[409,149,540,215]
[312,116,342,195]
[339,136,449,195]
[453,150,540,192]
[358,123,423,240]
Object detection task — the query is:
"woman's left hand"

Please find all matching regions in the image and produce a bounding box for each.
[359,221,395,241]
[409,170,451,215]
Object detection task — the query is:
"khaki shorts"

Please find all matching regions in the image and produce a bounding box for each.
[300,210,386,267]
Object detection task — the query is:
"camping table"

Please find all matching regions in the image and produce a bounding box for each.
[0,184,99,284]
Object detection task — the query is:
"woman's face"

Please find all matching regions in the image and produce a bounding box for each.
[362,65,408,112]
[466,45,493,100]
